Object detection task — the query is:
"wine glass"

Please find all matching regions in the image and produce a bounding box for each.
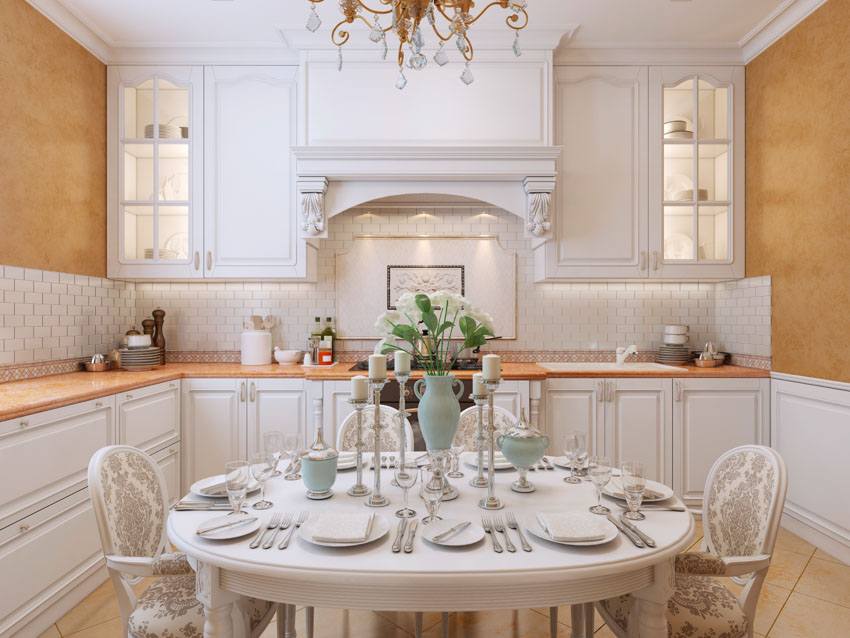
[283,432,303,481]
[264,430,284,477]
[394,461,418,519]
[224,461,250,515]
[562,431,586,484]
[250,452,275,510]
[420,465,444,524]
[621,460,647,520]
[448,429,466,478]
[588,455,613,515]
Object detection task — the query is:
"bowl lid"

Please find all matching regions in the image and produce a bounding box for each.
[504,408,543,439]
[301,428,339,460]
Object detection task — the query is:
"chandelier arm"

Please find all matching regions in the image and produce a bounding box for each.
[460,37,474,61]
[429,21,453,42]
[506,9,529,30]
[397,38,405,67]
[465,1,513,26]
[356,0,393,14]
[331,20,352,46]
[434,2,453,23]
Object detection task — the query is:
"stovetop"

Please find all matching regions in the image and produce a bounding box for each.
[350,357,483,371]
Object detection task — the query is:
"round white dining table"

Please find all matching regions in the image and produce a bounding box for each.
[168,459,694,638]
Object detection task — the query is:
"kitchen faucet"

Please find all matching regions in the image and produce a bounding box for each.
[615,345,639,366]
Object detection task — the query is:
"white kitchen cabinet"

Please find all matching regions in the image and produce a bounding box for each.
[544,378,604,457]
[116,380,180,454]
[151,443,182,506]
[673,378,769,508]
[246,378,309,456]
[491,380,530,418]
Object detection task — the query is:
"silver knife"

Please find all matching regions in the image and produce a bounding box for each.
[404,520,418,553]
[618,514,656,548]
[392,519,407,553]
[606,512,644,548]
[433,521,470,543]
[196,516,258,536]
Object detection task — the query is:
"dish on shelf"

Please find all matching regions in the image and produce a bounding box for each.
[664,174,694,201]
[144,124,181,139]
[143,248,181,260]
[664,130,694,140]
[161,172,189,201]
[663,233,694,260]
[664,120,689,135]
[163,232,189,260]
[671,189,709,202]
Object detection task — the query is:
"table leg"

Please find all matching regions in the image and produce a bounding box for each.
[306,606,314,638]
[583,603,594,637]
[550,607,559,638]
[203,604,234,638]
[570,604,586,638]
[631,558,674,638]
[414,612,423,638]
[441,612,449,638]
[284,604,297,638]
[195,561,238,638]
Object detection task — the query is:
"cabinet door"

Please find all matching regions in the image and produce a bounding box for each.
[204,66,308,278]
[181,378,246,490]
[107,65,204,279]
[538,66,648,280]
[648,66,745,279]
[323,380,356,449]
[116,380,180,454]
[246,379,308,457]
[492,380,529,418]
[151,443,182,506]
[673,378,768,508]
[604,378,673,486]
[544,379,604,456]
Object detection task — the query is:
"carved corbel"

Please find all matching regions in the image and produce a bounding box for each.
[524,176,556,238]
[298,177,329,236]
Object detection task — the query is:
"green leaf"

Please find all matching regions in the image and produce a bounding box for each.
[391,324,418,342]
[380,345,405,355]
[458,315,474,337]
[435,321,454,337]
[422,310,438,333]
[415,294,432,313]
[474,325,495,338]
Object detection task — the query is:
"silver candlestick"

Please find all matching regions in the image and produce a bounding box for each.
[469,392,490,488]
[478,378,504,510]
[366,378,390,507]
[392,371,410,489]
[346,398,371,497]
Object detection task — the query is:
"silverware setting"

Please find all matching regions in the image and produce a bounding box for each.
[263,512,293,549]
[481,516,503,553]
[432,521,471,543]
[278,511,308,550]
[505,512,532,552]
[614,502,687,512]
[173,500,233,511]
[196,515,258,536]
[542,457,555,470]
[250,513,281,548]
[493,516,516,552]
[618,514,656,547]
[392,518,407,553]
[403,520,418,553]
[606,512,644,548]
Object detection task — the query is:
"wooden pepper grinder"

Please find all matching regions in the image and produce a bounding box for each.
[141,318,155,340]
[151,308,166,365]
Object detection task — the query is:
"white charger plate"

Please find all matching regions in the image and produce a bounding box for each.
[196,514,261,540]
[189,474,261,499]
[422,518,485,547]
[299,514,390,548]
[462,451,513,470]
[602,478,674,503]
[524,513,618,547]
[336,456,371,471]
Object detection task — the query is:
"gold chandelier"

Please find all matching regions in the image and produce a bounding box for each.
[304,0,529,88]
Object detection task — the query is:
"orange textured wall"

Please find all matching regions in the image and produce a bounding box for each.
[746,0,850,383]
[0,0,106,278]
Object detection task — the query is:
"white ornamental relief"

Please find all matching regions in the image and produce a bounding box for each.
[387,266,464,309]
[301,191,325,235]
[526,191,551,237]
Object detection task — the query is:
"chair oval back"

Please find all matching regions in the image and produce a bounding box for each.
[88,445,169,559]
[702,445,788,563]
[457,405,517,451]
[337,405,414,453]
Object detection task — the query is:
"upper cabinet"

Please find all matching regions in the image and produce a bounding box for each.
[536,64,744,281]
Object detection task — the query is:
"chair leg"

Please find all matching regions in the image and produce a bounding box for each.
[306,606,314,638]
[441,612,449,638]
[550,606,559,638]
[414,612,423,638]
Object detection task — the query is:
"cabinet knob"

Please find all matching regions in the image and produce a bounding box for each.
[598,381,604,402]
[169,447,176,455]
[240,382,247,402]
[249,382,256,402]
[169,383,176,388]
[640,251,647,271]
[95,401,103,408]
[19,524,30,533]
[126,394,133,400]
[19,420,29,428]
[653,251,660,271]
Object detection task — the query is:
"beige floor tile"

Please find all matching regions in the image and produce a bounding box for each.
[374,611,449,633]
[774,528,816,557]
[768,592,850,637]
[746,583,793,635]
[292,607,412,638]
[63,617,123,638]
[56,580,121,636]
[260,619,277,638]
[693,518,703,539]
[531,605,606,630]
[794,557,850,609]
[423,609,570,637]
[764,548,811,590]
[37,624,61,638]
[813,548,848,566]
[594,624,617,638]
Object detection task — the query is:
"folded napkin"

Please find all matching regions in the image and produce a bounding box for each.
[311,512,375,543]
[607,478,664,500]
[536,512,607,542]
[200,482,227,497]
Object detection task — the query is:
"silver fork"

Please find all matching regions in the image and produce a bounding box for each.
[482,516,503,553]
[250,513,281,549]
[278,511,308,549]
[506,512,532,552]
[542,457,555,471]
[263,512,293,549]
[494,516,516,552]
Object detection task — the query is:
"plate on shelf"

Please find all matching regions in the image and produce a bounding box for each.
[524,512,618,547]
[462,451,513,471]
[195,514,261,540]
[602,478,675,503]
[189,475,261,499]
[663,233,694,260]
[299,514,390,548]
[422,518,485,547]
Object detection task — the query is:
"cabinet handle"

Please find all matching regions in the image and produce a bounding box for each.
[169,447,176,455]
[194,251,200,270]
[598,380,604,402]
[607,381,614,403]
[169,383,176,388]
[675,381,682,402]
[653,251,660,271]
[240,382,247,402]
[19,420,29,428]
[249,382,256,402]
[19,524,30,533]
[126,394,133,400]
[206,251,212,271]
[95,401,103,408]
[640,251,647,271]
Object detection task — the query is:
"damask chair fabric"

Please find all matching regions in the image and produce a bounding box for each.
[457,405,516,451]
[337,405,414,453]
[595,445,787,638]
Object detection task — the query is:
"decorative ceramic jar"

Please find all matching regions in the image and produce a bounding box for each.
[300,428,339,500]
[413,374,465,452]
[496,408,550,493]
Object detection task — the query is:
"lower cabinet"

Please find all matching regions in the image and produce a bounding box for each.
[116,380,180,455]
[151,443,182,507]
[544,378,605,457]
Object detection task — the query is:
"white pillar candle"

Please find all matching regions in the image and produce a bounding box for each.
[472,372,485,396]
[394,351,411,374]
[368,354,387,380]
[351,375,368,401]
[482,354,501,381]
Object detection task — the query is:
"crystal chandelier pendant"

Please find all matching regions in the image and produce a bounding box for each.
[337,46,343,71]
[369,15,383,43]
[434,41,449,67]
[380,36,388,60]
[509,0,528,13]
[409,52,427,71]
[412,26,425,53]
[460,62,475,85]
[426,2,436,26]
[512,31,522,57]
[456,35,467,55]
[305,2,321,32]
[396,68,408,90]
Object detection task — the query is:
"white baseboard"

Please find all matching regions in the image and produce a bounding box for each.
[782,513,850,565]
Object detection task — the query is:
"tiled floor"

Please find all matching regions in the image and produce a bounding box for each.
[39,523,849,638]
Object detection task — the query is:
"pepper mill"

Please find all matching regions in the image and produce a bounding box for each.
[151,308,166,365]
[141,318,155,340]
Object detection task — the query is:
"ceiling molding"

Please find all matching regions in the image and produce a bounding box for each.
[107,45,300,66]
[739,0,828,63]
[25,0,111,62]
[554,45,745,66]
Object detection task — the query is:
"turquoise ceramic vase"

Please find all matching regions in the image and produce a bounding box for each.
[300,428,338,500]
[413,374,465,451]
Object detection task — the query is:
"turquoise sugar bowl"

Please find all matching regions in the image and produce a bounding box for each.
[496,408,550,493]
[300,428,339,500]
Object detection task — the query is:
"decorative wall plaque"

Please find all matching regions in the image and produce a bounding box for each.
[387,265,465,309]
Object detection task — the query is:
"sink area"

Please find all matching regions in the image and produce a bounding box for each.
[538,362,686,372]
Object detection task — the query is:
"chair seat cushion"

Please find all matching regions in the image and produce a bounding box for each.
[599,574,748,638]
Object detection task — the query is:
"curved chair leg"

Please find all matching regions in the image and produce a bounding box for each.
[414,612,423,638]
[306,606,314,638]
[441,612,449,638]
[550,606,558,638]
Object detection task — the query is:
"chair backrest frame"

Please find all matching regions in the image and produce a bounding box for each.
[457,404,517,451]
[336,405,415,452]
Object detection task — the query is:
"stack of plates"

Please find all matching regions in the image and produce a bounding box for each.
[119,346,162,371]
[657,345,691,364]
[143,248,180,260]
[664,120,693,139]
[671,188,709,202]
[144,124,181,139]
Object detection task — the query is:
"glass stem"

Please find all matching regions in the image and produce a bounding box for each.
[261,482,266,502]
[403,487,409,512]
[596,486,601,508]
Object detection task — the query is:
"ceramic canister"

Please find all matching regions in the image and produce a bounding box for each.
[496,408,550,469]
[300,429,339,499]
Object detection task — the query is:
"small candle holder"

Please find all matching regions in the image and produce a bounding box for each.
[392,371,410,488]
[469,393,490,488]
[346,398,371,497]
[366,378,390,507]
[478,378,504,510]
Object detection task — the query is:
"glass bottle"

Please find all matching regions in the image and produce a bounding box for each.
[309,316,323,362]
[322,317,336,359]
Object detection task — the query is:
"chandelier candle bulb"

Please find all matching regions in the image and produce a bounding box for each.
[472,373,486,397]
[395,351,411,375]
[351,375,369,401]
[369,354,387,380]
[482,355,501,381]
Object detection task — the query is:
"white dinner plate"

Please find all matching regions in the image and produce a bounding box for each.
[462,451,513,471]
[602,478,674,503]
[189,475,261,500]
[422,518,485,547]
[196,514,261,540]
[524,513,618,547]
[336,456,371,471]
[299,514,390,548]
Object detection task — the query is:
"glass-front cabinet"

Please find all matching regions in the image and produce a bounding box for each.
[108,66,203,278]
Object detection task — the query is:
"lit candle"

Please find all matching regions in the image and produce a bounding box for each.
[351,375,368,401]
[473,372,485,396]
[395,351,411,374]
[368,354,387,380]
[482,354,501,381]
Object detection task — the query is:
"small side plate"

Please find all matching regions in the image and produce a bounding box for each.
[422,518,485,547]
[196,514,261,540]
[524,513,618,547]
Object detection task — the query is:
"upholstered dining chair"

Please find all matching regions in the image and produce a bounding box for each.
[88,445,275,638]
[593,444,787,638]
[457,404,516,451]
[336,404,414,453]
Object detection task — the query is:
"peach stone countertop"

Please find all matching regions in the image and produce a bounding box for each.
[0,362,768,422]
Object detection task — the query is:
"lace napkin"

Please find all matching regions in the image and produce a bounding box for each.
[311,512,375,543]
[536,512,607,542]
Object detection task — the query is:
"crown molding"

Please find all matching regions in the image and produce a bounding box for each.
[554,45,745,66]
[107,44,300,66]
[25,0,111,62]
[740,0,828,63]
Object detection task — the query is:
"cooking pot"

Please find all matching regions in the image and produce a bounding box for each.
[453,336,503,361]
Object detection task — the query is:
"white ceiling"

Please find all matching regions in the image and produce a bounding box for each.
[58,0,786,48]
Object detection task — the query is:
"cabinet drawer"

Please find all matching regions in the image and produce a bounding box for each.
[151,442,181,506]
[0,398,115,528]
[118,380,180,453]
[0,489,102,635]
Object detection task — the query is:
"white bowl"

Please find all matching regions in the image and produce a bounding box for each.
[663,325,689,335]
[274,349,303,365]
[126,334,152,348]
[663,334,689,345]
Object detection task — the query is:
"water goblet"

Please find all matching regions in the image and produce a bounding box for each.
[264,430,284,477]
[394,461,418,519]
[283,432,303,481]
[224,461,250,515]
[588,455,613,514]
[562,431,586,484]
[622,460,647,521]
[448,429,466,478]
[250,452,275,510]
[420,465,444,524]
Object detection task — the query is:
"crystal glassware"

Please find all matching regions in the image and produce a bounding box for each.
[224,461,250,515]
[283,432,303,481]
[250,452,275,510]
[394,460,418,519]
[420,465,444,524]
[621,460,647,520]
[588,455,613,514]
[562,431,586,484]
[264,430,284,477]
[448,429,466,478]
